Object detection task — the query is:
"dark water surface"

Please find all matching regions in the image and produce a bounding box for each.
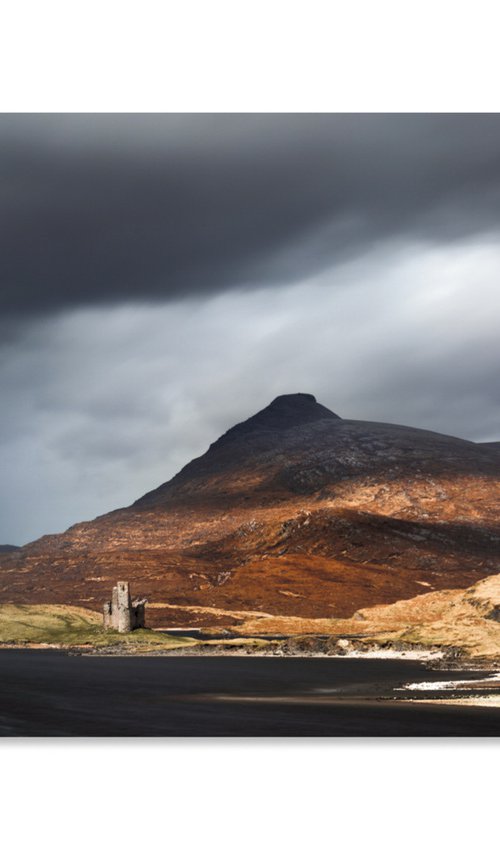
[1,650,499,736]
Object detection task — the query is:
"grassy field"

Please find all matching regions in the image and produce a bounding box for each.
[0,604,197,650]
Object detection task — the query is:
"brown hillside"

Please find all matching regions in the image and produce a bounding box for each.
[1,393,499,625]
[228,573,500,659]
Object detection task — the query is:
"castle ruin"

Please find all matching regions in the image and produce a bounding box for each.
[103,581,147,633]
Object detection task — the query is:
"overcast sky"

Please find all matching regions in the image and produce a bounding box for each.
[1,114,500,544]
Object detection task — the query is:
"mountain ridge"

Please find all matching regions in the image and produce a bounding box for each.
[1,393,499,628]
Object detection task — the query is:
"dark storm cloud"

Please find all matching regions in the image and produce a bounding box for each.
[2,114,500,545]
[2,113,500,315]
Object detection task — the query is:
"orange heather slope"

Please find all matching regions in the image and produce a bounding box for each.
[223,573,500,660]
[1,393,499,628]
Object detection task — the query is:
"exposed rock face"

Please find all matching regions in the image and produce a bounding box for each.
[0,393,499,625]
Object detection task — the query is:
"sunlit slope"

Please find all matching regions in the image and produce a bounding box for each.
[1,394,499,624]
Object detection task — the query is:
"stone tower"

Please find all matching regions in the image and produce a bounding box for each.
[116,581,132,633]
[103,581,146,633]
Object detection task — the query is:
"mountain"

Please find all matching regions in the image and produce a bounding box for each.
[0,545,19,553]
[1,393,499,628]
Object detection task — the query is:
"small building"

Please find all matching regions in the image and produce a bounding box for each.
[103,581,147,633]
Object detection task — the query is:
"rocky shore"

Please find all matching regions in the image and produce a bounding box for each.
[75,634,498,670]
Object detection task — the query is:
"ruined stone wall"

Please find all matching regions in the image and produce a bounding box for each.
[132,601,146,629]
[110,585,119,629]
[103,582,146,632]
[103,601,112,629]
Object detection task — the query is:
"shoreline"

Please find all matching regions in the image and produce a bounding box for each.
[409,695,500,708]
[0,640,495,667]
[0,642,445,661]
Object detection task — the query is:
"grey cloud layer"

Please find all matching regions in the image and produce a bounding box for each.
[1,238,499,544]
[3,114,500,314]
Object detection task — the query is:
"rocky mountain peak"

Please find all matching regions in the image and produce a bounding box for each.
[218,393,340,442]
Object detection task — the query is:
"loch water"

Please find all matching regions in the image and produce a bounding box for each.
[1,650,499,736]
